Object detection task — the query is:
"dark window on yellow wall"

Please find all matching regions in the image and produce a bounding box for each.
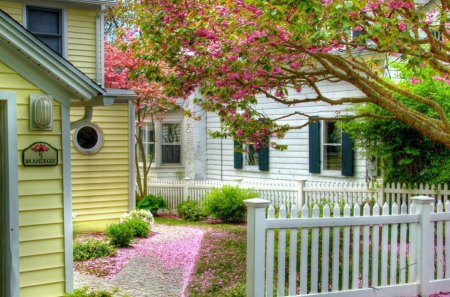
[27,6,63,55]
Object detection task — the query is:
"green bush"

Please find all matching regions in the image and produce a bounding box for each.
[176,200,207,221]
[73,239,116,261]
[105,223,134,247]
[64,287,131,297]
[137,194,168,215]
[123,218,150,237]
[203,186,258,223]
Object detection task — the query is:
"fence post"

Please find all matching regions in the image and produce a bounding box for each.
[244,198,271,297]
[234,178,243,187]
[375,177,385,205]
[183,177,191,201]
[297,180,306,207]
[412,195,434,297]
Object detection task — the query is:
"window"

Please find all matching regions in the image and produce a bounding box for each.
[139,123,155,163]
[73,123,104,154]
[309,120,354,176]
[322,121,342,171]
[244,144,260,167]
[161,123,181,164]
[26,6,63,55]
[233,141,269,172]
[139,121,182,166]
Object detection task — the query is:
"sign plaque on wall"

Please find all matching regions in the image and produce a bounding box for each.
[23,142,58,166]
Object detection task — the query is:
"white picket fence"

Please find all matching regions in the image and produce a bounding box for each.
[245,196,450,297]
[147,178,450,210]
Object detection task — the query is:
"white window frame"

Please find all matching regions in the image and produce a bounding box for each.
[159,121,182,165]
[243,143,260,172]
[73,123,104,155]
[140,120,183,167]
[23,1,68,58]
[321,120,343,176]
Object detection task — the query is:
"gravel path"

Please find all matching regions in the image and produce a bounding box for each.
[74,225,205,297]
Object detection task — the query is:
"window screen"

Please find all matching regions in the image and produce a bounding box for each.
[27,7,63,55]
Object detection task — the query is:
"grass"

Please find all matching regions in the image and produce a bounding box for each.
[154,216,247,297]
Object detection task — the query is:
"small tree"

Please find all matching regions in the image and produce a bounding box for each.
[341,64,450,184]
[104,42,178,200]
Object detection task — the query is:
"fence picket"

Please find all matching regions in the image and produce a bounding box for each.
[311,205,320,293]
[436,200,444,279]
[390,203,399,285]
[408,202,417,282]
[362,204,370,288]
[266,205,275,297]
[342,204,351,290]
[332,204,341,291]
[277,205,287,296]
[399,202,408,284]
[352,204,361,289]
[321,204,330,293]
[372,203,380,287]
[300,204,309,294]
[288,204,298,295]
[446,201,450,279]
[381,203,389,286]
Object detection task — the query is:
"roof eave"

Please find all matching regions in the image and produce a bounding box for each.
[0,10,106,100]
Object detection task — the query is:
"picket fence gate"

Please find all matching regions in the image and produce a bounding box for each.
[245,196,450,297]
[147,178,450,210]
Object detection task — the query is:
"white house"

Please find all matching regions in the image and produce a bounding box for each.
[142,80,376,184]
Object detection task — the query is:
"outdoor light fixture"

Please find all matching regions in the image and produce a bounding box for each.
[30,94,53,130]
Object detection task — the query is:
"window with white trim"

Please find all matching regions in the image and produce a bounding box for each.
[26,6,63,55]
[73,123,104,155]
[244,144,260,168]
[139,121,182,166]
[322,121,342,171]
[161,123,181,164]
[139,123,155,163]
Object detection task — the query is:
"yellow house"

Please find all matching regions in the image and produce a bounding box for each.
[0,0,135,296]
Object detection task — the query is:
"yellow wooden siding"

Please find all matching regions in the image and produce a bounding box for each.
[0,0,22,23]
[67,8,98,80]
[71,105,130,231]
[0,62,66,296]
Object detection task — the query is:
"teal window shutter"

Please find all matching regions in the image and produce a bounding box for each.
[341,133,354,176]
[233,141,243,169]
[258,141,269,171]
[309,120,321,173]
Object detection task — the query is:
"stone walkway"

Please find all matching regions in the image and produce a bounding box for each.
[74,225,205,297]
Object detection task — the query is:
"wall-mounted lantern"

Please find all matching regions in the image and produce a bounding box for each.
[30,95,53,131]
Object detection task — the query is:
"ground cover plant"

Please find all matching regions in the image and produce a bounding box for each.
[64,287,131,297]
[137,194,168,215]
[73,239,116,261]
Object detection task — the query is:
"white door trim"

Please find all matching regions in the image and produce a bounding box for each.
[0,91,19,297]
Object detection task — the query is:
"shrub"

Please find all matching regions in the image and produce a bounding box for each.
[120,209,154,227]
[64,287,131,297]
[137,194,168,215]
[105,223,134,247]
[73,239,116,261]
[176,200,207,221]
[203,186,258,223]
[123,218,150,237]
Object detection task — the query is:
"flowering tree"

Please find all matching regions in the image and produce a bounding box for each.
[104,42,178,199]
[121,0,450,148]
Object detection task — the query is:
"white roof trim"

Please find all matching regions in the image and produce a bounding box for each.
[49,0,116,5]
[0,10,106,100]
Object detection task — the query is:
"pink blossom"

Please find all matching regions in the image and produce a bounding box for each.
[398,22,407,32]
[236,129,243,137]
[409,77,422,85]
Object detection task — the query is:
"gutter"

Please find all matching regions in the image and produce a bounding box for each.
[70,106,93,130]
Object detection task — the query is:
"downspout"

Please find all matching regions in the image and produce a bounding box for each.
[96,5,106,87]
[70,106,93,130]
